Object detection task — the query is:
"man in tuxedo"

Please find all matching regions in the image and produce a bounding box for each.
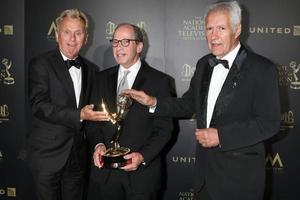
[27,9,106,200]
[87,23,174,200]
[125,1,281,200]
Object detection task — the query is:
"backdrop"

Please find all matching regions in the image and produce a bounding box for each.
[1,0,300,199]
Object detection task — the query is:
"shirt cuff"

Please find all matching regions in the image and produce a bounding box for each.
[94,143,105,150]
[148,97,157,113]
[149,105,156,113]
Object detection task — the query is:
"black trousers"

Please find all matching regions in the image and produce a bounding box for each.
[31,148,86,200]
[194,183,213,200]
[88,169,157,200]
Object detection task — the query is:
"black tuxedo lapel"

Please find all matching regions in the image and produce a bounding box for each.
[199,60,214,128]
[106,67,118,113]
[105,63,148,113]
[131,63,147,90]
[78,56,88,108]
[130,62,149,111]
[210,46,248,126]
[51,50,77,107]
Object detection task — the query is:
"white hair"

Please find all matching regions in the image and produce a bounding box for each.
[204,1,242,31]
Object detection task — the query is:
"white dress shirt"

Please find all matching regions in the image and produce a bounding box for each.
[206,43,241,127]
[117,58,141,93]
[60,52,82,108]
[94,59,142,151]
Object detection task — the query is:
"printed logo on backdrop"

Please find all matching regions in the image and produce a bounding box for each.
[0,150,3,162]
[178,16,205,40]
[47,21,56,39]
[0,58,15,85]
[0,25,14,36]
[105,21,146,39]
[281,110,294,131]
[0,187,17,197]
[278,61,300,89]
[181,64,195,82]
[289,61,300,89]
[266,153,284,173]
[0,104,9,123]
[172,155,196,164]
[249,25,300,36]
[294,25,300,36]
[178,190,194,200]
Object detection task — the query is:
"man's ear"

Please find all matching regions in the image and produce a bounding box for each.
[235,24,242,39]
[137,42,143,54]
[84,34,89,45]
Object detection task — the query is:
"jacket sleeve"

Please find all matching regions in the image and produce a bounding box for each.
[139,75,174,165]
[218,59,281,151]
[28,56,81,130]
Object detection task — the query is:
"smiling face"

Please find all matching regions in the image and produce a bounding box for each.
[205,10,241,58]
[112,25,143,69]
[55,16,88,59]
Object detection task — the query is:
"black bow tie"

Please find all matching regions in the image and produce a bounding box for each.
[65,58,81,69]
[208,57,229,69]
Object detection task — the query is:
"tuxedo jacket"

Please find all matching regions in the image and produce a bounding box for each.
[155,45,281,200]
[87,61,174,193]
[27,48,97,172]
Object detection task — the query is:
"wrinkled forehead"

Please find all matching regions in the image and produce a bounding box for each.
[113,25,135,39]
[205,10,232,27]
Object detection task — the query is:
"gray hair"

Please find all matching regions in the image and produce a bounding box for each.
[204,1,242,31]
[113,23,144,44]
[56,8,88,33]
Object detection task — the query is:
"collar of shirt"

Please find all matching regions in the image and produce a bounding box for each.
[217,42,241,69]
[118,58,141,88]
[60,51,78,61]
[60,51,79,69]
[59,51,81,107]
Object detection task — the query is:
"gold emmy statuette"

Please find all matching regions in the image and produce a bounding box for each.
[96,95,132,169]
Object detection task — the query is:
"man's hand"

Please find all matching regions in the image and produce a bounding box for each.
[93,144,107,168]
[123,89,156,107]
[121,152,144,171]
[195,128,220,148]
[80,104,110,121]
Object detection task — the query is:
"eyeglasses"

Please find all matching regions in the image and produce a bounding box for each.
[109,39,138,47]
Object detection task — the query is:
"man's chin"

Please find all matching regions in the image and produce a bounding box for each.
[211,51,225,58]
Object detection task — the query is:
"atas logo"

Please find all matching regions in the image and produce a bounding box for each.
[294,25,300,36]
[105,21,146,39]
[0,187,17,197]
[277,61,300,89]
[249,25,300,36]
[289,61,300,89]
[0,25,14,36]
[181,64,195,81]
[281,110,294,130]
[178,190,194,200]
[0,58,15,85]
[178,16,205,41]
[47,21,57,39]
[105,21,117,39]
[172,156,196,164]
[0,104,9,123]
[266,153,283,172]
